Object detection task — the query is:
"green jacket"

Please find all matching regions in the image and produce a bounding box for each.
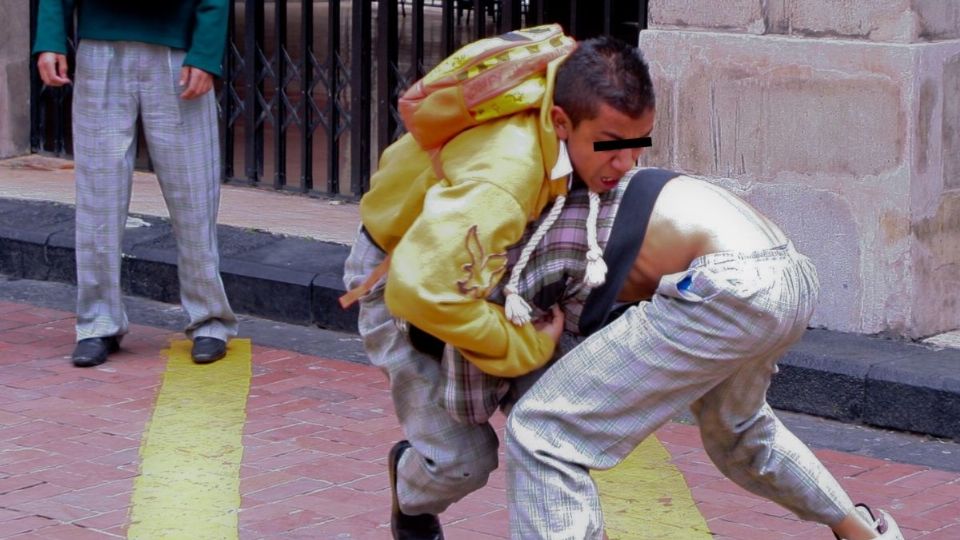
[32,0,229,77]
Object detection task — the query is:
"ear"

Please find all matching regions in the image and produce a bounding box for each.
[551,105,571,140]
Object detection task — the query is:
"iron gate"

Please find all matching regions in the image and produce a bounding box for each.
[29,0,648,199]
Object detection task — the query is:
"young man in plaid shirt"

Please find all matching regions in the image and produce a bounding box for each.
[443,168,904,540]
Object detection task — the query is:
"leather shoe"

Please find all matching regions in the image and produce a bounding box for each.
[389,440,444,540]
[72,336,119,368]
[191,337,227,364]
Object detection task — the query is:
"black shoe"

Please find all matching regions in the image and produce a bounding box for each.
[191,337,227,364]
[388,441,444,540]
[71,336,119,368]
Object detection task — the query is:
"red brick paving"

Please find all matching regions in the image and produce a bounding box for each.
[1,300,959,539]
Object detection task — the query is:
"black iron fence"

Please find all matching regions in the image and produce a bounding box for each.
[29,0,648,199]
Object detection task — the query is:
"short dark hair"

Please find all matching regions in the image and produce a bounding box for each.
[553,36,655,126]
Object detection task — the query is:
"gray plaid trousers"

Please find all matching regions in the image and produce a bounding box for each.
[342,227,500,515]
[505,245,855,539]
[72,40,237,341]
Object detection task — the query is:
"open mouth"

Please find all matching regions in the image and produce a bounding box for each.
[600,177,619,188]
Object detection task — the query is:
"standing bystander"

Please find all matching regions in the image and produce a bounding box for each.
[34,0,238,366]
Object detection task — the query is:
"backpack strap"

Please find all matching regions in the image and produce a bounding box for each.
[578,168,680,336]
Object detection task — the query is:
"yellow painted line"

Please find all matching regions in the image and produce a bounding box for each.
[594,435,712,539]
[128,339,252,540]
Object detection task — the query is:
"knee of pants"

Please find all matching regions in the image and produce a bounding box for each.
[428,441,499,494]
[699,418,775,480]
[452,456,499,491]
[399,451,497,517]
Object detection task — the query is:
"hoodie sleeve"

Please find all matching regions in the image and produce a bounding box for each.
[184,0,229,77]
[33,0,73,55]
[384,113,558,377]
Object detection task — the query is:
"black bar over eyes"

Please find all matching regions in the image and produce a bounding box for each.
[593,137,652,152]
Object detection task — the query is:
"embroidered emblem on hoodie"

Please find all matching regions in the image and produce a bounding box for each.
[457,225,508,298]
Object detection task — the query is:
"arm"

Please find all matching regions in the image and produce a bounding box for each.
[387,180,556,377]
[180,0,229,99]
[385,115,557,377]
[184,0,229,79]
[33,0,73,86]
[33,0,72,56]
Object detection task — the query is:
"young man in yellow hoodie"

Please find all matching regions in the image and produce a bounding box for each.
[341,31,656,538]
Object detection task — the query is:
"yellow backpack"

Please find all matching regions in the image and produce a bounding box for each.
[398,24,576,157]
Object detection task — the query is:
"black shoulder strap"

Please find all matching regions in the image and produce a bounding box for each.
[578,168,679,336]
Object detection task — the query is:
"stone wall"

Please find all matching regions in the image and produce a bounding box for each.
[0,0,31,159]
[641,0,960,338]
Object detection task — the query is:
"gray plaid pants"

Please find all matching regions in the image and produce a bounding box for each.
[507,245,855,539]
[72,40,237,342]
[343,228,499,515]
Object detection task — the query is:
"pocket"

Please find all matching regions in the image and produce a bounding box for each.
[656,268,713,302]
[149,47,187,127]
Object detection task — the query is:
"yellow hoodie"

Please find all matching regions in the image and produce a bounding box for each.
[360,54,570,377]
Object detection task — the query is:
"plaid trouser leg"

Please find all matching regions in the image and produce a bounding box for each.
[343,229,499,515]
[138,46,237,341]
[72,41,236,341]
[73,41,139,340]
[506,248,854,539]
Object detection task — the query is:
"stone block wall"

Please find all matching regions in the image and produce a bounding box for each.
[0,0,31,159]
[641,0,960,338]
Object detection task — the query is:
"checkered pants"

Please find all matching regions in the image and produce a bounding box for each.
[506,245,855,539]
[342,228,500,515]
[72,40,237,341]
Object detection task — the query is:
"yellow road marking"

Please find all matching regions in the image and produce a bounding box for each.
[594,435,712,539]
[128,339,251,540]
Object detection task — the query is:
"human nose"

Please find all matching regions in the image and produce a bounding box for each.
[611,148,639,173]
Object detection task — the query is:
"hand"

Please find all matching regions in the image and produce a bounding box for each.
[37,52,70,86]
[179,66,214,99]
[533,304,564,344]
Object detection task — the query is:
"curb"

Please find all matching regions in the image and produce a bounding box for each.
[1,197,958,441]
[0,197,358,333]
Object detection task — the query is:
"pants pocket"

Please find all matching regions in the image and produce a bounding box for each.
[656,268,713,302]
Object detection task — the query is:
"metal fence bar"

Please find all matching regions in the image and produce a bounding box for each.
[413,0,426,78]
[378,0,400,159]
[530,0,544,26]
[473,0,486,39]
[350,0,372,195]
[442,0,456,55]
[274,0,288,190]
[325,0,339,194]
[499,0,523,33]
[222,1,238,179]
[243,0,265,182]
[28,0,41,152]
[300,0,315,192]
[52,26,74,155]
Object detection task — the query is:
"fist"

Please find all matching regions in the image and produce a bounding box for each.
[37,52,70,87]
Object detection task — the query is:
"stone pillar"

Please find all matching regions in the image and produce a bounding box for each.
[641,0,960,338]
[0,0,31,158]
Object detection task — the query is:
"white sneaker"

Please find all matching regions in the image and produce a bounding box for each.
[845,504,904,540]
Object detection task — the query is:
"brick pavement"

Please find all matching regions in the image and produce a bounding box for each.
[1,300,959,539]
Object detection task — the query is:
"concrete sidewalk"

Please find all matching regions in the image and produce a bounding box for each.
[1,154,959,442]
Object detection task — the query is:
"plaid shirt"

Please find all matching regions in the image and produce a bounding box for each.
[439,171,634,424]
